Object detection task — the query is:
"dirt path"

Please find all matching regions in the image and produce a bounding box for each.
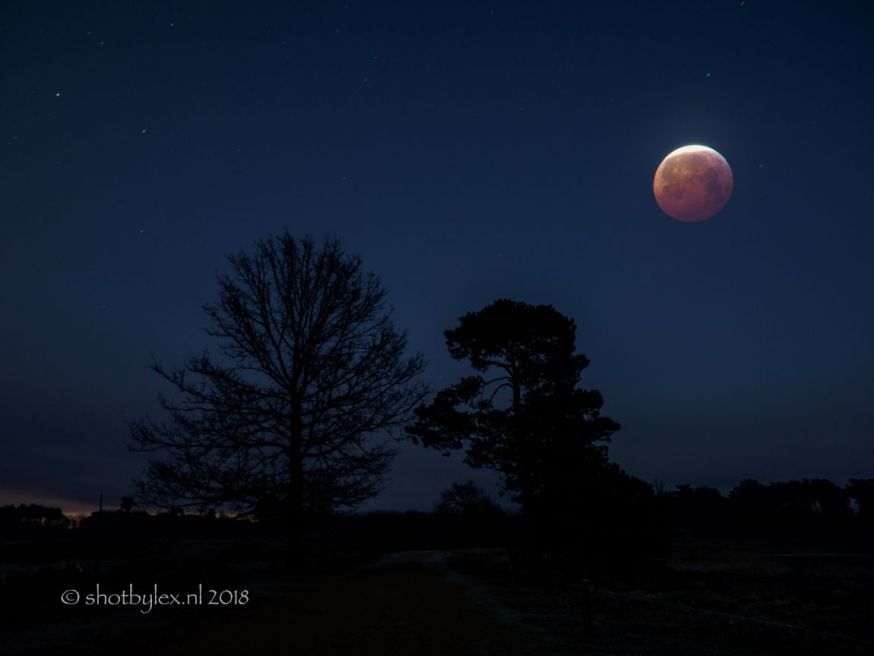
[121,550,540,656]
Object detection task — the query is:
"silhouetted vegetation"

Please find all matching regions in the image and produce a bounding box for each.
[666,478,874,544]
[434,480,503,516]
[128,233,427,544]
[7,476,873,548]
[4,475,873,655]
[0,504,70,538]
[407,299,658,563]
[77,508,257,541]
[6,265,872,655]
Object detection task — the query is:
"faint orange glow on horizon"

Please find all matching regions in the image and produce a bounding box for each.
[0,489,98,518]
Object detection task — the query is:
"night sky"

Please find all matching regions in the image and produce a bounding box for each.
[2,1,873,514]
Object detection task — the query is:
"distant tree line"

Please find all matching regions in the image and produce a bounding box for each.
[5,477,874,547]
[666,478,874,539]
[0,505,70,538]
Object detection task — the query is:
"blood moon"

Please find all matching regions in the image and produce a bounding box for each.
[653,145,733,222]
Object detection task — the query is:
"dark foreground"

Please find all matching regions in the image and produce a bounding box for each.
[2,537,872,655]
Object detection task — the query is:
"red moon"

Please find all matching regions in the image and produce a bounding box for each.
[653,145,733,222]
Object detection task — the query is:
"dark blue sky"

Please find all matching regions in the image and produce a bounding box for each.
[2,1,873,513]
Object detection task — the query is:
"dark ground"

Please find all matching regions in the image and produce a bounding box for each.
[1,536,872,655]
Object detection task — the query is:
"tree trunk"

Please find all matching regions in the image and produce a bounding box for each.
[287,397,304,564]
[509,365,540,558]
[287,449,303,543]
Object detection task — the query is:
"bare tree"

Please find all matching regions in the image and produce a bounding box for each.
[129,234,427,540]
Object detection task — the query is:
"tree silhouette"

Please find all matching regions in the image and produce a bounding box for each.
[130,233,427,542]
[434,480,503,516]
[407,299,619,524]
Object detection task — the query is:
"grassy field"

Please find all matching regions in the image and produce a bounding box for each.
[446,536,874,655]
[1,536,872,655]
